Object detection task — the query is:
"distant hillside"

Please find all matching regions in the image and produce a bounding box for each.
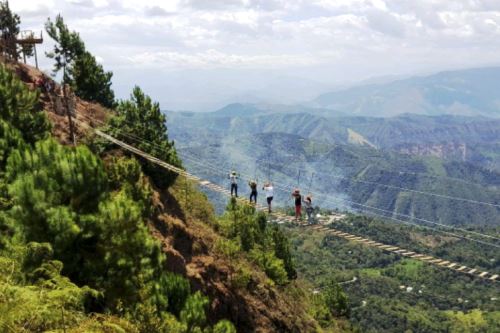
[167,111,500,227]
[336,114,500,170]
[311,67,500,117]
[167,110,367,147]
[168,110,500,171]
[211,102,346,117]
[337,114,500,147]
[174,132,500,227]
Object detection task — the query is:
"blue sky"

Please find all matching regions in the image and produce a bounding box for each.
[12,0,500,110]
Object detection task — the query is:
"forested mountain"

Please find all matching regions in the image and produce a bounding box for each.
[169,108,500,170]
[311,67,500,118]
[167,111,500,226]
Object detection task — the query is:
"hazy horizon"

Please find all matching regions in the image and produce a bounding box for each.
[13,0,500,111]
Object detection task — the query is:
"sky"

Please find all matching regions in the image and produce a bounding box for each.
[11,0,500,111]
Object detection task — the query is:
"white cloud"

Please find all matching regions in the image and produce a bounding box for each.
[9,0,500,110]
[127,49,323,69]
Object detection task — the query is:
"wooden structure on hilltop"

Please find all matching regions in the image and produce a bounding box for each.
[0,29,43,68]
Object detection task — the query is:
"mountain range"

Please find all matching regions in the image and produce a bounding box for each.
[310,67,500,118]
[167,109,500,227]
[165,66,500,227]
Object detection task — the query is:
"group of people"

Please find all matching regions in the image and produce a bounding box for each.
[228,171,316,224]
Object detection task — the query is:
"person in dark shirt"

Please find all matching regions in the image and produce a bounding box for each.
[292,189,302,221]
[249,180,258,203]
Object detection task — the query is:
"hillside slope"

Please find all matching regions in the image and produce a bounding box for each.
[4,61,334,333]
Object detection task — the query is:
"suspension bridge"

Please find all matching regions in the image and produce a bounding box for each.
[73,115,498,283]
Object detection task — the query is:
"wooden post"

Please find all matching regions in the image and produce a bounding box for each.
[34,44,38,68]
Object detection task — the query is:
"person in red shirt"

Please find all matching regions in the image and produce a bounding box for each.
[292,189,302,221]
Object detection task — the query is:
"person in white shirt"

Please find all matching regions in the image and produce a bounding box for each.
[263,182,274,213]
[229,171,239,197]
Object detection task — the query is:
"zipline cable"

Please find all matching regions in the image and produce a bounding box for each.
[177,150,500,244]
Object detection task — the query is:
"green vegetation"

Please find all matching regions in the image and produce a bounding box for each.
[45,14,115,108]
[216,198,296,286]
[0,64,50,143]
[0,63,234,332]
[104,86,182,189]
[322,279,349,317]
[0,2,19,41]
[0,1,33,60]
[287,214,500,332]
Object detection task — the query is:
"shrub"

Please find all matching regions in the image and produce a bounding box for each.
[231,264,252,290]
[180,291,209,331]
[214,238,241,259]
[213,320,237,333]
[0,64,50,144]
[249,249,288,286]
[323,280,349,317]
[160,272,191,316]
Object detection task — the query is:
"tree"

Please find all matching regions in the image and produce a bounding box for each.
[159,272,191,316]
[108,86,181,188]
[0,1,20,59]
[323,279,349,317]
[68,51,115,108]
[0,64,50,144]
[180,291,209,332]
[45,15,114,107]
[271,225,297,280]
[5,138,168,312]
[45,15,85,83]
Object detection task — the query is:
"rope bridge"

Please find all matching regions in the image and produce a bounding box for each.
[74,118,498,283]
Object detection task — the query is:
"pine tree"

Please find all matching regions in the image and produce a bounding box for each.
[0,64,50,143]
[45,15,114,107]
[323,279,349,317]
[45,15,85,83]
[180,291,209,332]
[68,51,115,108]
[0,1,20,59]
[271,225,297,280]
[109,86,181,188]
